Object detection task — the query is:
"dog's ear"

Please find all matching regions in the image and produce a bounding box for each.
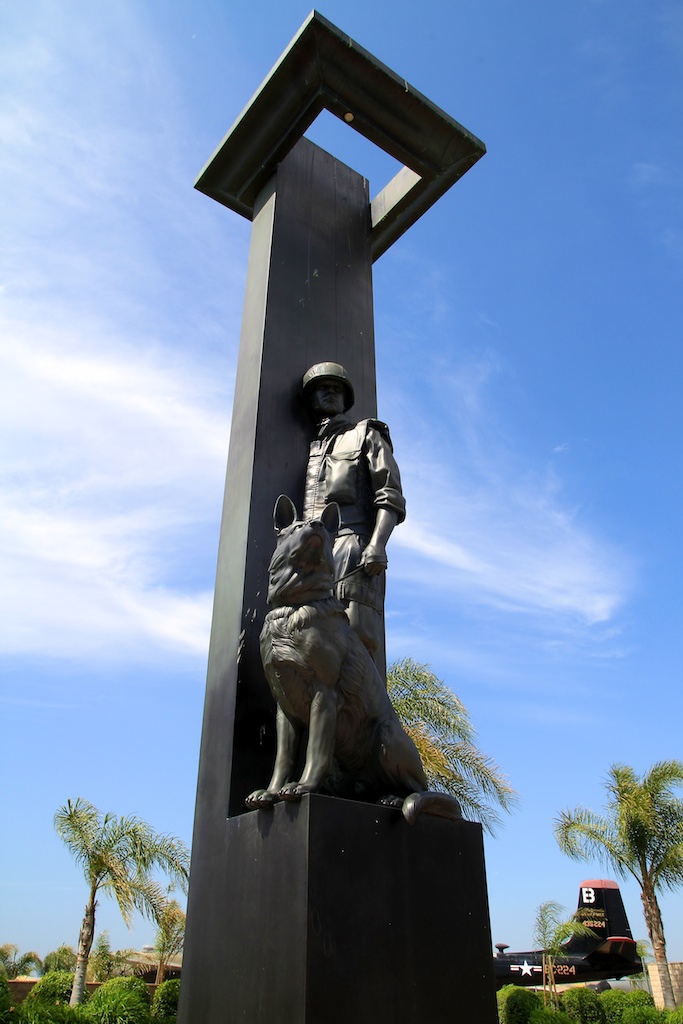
[320,502,341,537]
[273,495,298,531]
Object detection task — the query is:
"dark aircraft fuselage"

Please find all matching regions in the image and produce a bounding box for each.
[493,880,643,991]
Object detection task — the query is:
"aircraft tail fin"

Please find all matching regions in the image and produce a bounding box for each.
[563,879,634,956]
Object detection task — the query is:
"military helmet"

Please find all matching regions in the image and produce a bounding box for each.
[302,361,354,411]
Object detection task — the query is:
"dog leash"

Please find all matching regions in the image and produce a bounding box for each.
[335,562,386,584]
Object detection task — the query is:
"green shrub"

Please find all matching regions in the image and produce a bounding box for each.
[621,1007,668,1024]
[0,975,11,1024]
[604,989,654,1024]
[151,980,180,1022]
[599,989,654,1023]
[24,972,75,1006]
[530,1008,575,1024]
[85,976,150,1024]
[15,1004,87,1024]
[561,988,606,1024]
[624,992,654,1009]
[666,1006,683,1024]
[626,991,655,1007]
[599,990,631,1024]
[498,984,543,1024]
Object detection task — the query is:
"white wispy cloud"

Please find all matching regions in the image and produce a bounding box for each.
[379,331,633,669]
[392,419,627,627]
[0,1,248,665]
[0,329,229,661]
[394,512,622,625]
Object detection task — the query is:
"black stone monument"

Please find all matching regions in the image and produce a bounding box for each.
[178,14,494,1023]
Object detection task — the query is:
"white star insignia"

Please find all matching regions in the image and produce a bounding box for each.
[511,960,540,977]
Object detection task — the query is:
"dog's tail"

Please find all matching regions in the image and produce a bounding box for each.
[402,791,463,825]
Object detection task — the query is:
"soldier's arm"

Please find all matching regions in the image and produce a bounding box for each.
[361,422,405,575]
[361,507,398,575]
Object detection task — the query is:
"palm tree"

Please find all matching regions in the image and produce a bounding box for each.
[532,900,596,1007]
[554,761,683,1010]
[153,898,186,984]
[41,944,77,975]
[54,797,190,1005]
[87,931,136,982]
[0,944,42,979]
[387,658,517,833]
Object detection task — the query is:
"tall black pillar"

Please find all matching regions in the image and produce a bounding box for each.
[212,137,376,816]
[180,138,379,1017]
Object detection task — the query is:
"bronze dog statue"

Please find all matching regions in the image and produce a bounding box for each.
[245,495,462,824]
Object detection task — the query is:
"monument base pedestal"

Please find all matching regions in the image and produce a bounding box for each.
[180,794,497,1023]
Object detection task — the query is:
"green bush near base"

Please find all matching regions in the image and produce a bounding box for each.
[151,979,180,1023]
[14,1004,87,1024]
[561,987,606,1024]
[621,1006,668,1024]
[599,989,631,1024]
[84,976,150,1024]
[624,992,654,1010]
[0,976,11,1024]
[498,984,543,1024]
[23,972,75,1007]
[530,1007,575,1024]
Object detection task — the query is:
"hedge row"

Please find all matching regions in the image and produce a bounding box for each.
[0,975,180,1024]
[4,976,677,1024]
[498,985,670,1024]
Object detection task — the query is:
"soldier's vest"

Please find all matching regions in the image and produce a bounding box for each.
[303,419,387,538]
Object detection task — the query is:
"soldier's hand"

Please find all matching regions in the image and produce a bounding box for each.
[361,544,388,576]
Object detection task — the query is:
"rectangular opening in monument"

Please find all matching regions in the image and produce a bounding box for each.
[304,108,404,194]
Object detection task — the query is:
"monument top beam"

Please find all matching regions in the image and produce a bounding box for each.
[195,10,486,261]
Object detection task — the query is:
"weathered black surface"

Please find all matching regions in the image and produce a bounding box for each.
[179,139,378,1024]
[193,137,376,826]
[183,795,497,1024]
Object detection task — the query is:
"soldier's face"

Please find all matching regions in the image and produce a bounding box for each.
[310,381,345,417]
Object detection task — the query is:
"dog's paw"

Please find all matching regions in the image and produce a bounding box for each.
[377,795,403,809]
[245,789,279,809]
[279,781,316,801]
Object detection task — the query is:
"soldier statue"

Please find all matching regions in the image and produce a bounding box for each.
[301,362,405,668]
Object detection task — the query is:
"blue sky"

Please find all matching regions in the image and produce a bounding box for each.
[2,0,682,967]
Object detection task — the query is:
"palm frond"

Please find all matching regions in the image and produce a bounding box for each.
[533,901,597,958]
[154,900,186,962]
[388,658,517,833]
[533,901,565,950]
[53,798,103,880]
[0,944,42,979]
[554,806,636,884]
